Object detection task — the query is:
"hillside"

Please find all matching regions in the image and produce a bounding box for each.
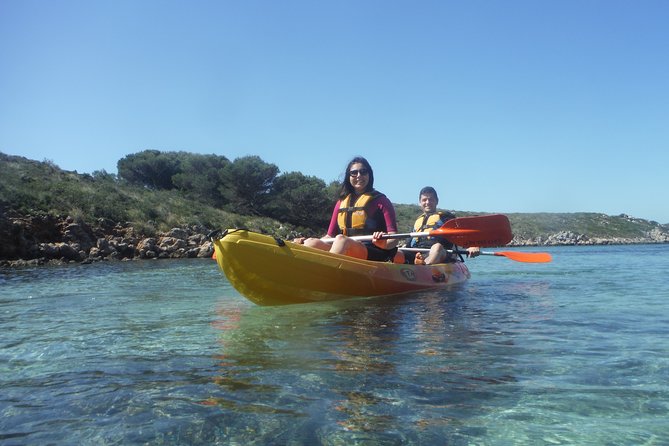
[393,205,669,246]
[1,151,668,264]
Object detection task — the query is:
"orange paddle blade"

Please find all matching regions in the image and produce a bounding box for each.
[492,251,552,263]
[433,214,513,247]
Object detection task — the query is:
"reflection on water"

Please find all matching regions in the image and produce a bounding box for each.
[206,289,527,443]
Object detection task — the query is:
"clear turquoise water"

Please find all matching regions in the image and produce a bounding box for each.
[1,244,668,445]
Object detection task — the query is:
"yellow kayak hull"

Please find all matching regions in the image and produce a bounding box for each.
[213,229,470,306]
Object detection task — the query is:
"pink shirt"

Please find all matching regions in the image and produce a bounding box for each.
[326,194,398,237]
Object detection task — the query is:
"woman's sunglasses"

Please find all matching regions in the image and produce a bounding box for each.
[348,169,369,177]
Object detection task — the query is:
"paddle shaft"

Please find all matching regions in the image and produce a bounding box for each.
[323,228,476,243]
[401,247,507,256]
[400,247,552,263]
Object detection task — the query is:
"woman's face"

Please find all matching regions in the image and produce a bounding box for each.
[347,162,370,194]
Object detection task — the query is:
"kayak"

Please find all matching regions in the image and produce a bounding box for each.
[212,229,471,306]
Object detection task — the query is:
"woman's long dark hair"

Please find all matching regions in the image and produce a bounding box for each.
[337,156,375,199]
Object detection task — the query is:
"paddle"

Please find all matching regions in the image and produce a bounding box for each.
[400,247,552,263]
[324,214,513,248]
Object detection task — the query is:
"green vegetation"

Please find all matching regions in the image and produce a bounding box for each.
[506,212,665,240]
[1,151,666,242]
[1,151,335,237]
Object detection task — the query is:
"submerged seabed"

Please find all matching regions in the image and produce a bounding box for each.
[1,244,668,445]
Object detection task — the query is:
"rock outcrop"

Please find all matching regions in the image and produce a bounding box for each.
[0,213,214,267]
[510,229,669,246]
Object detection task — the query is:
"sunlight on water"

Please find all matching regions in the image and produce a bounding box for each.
[2,247,669,445]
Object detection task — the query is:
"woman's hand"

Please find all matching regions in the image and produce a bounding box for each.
[371,231,387,249]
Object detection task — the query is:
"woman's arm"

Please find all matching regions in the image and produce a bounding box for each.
[376,195,398,249]
[325,200,341,237]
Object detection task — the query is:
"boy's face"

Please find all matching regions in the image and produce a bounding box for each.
[419,193,438,213]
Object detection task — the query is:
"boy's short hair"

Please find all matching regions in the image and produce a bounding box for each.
[419,186,438,200]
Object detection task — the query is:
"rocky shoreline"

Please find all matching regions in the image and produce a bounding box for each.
[510,228,669,246]
[1,214,667,268]
[0,214,214,267]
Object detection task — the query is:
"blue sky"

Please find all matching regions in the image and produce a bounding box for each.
[2,0,668,223]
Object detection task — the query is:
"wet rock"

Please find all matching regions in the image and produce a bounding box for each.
[158,236,187,253]
[62,222,95,251]
[137,238,158,259]
[197,242,214,258]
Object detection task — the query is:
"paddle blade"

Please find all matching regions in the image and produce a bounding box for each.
[493,251,552,263]
[433,214,513,247]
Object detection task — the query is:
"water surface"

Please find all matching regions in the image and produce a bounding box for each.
[1,245,668,444]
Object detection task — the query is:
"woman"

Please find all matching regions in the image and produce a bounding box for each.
[298,156,400,262]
